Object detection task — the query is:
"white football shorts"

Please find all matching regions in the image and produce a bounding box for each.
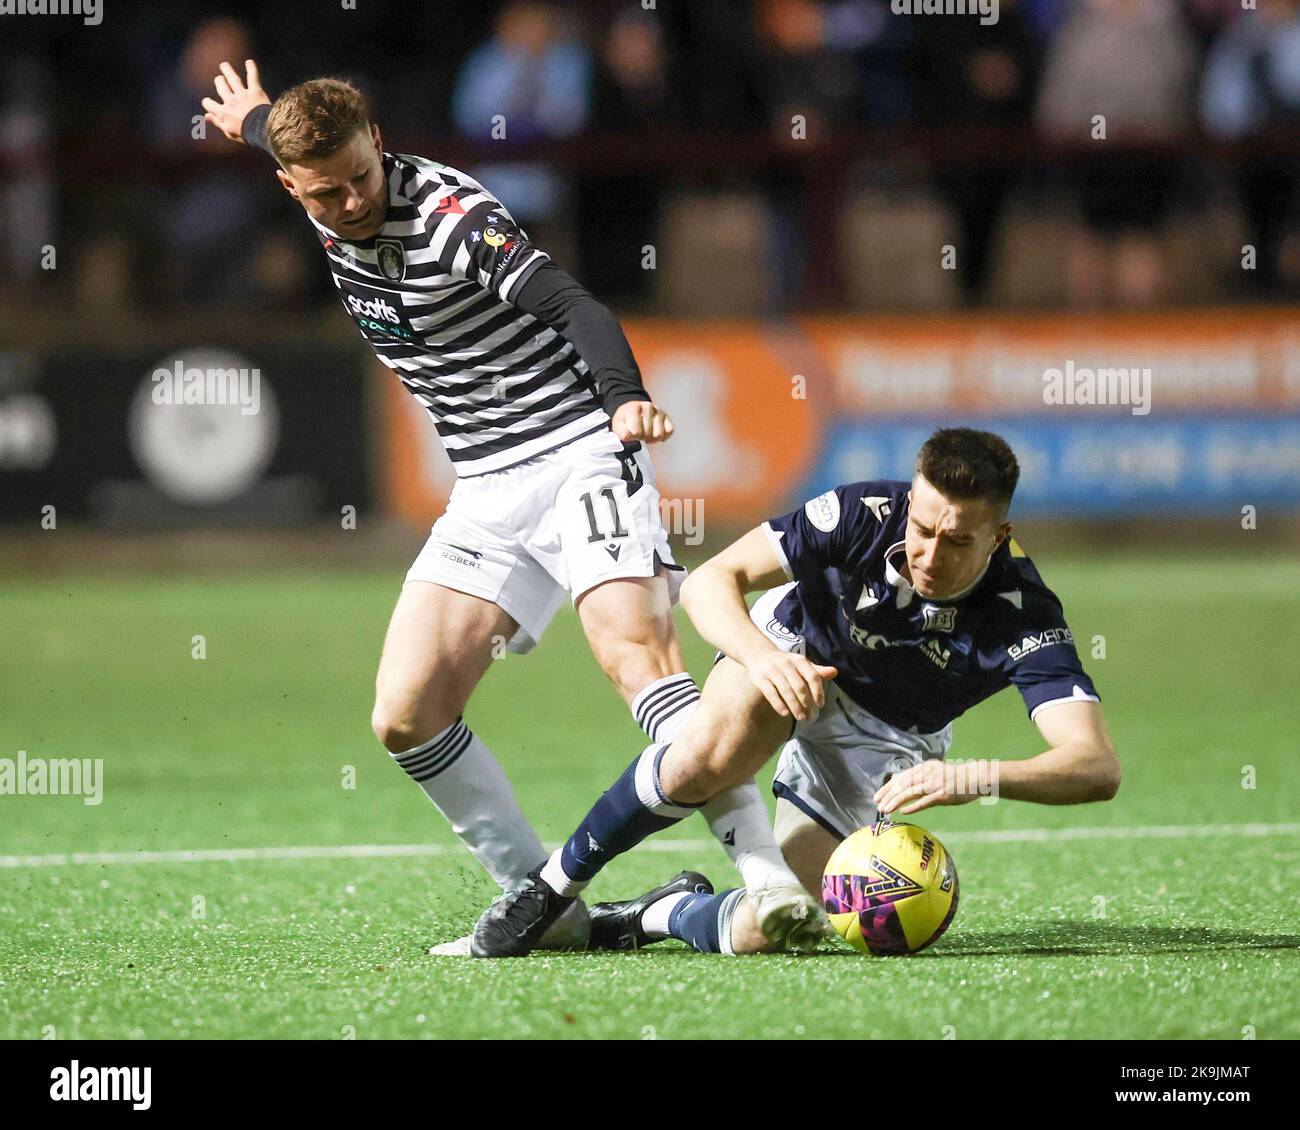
[406,426,683,654]
[748,583,953,840]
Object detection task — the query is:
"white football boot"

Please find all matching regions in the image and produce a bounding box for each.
[750,882,830,952]
[429,897,591,956]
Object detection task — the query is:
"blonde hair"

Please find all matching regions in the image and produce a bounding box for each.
[266,77,370,165]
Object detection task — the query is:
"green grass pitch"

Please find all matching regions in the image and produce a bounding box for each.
[1,552,1297,1039]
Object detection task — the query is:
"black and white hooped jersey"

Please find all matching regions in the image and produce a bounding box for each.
[761,481,1100,735]
[311,154,607,476]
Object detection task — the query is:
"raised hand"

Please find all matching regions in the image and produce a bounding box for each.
[201,59,271,144]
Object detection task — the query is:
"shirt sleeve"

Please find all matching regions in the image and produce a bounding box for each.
[511,262,650,416]
[429,189,550,303]
[762,485,867,581]
[240,103,274,156]
[998,594,1101,721]
[428,188,650,413]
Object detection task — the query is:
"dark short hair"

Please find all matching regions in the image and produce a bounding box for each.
[914,428,1020,515]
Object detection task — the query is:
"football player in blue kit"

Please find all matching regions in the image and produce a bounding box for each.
[470,428,1121,957]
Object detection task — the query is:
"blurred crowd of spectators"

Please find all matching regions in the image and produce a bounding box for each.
[2,0,1298,317]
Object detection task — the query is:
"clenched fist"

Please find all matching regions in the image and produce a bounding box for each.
[611,401,674,444]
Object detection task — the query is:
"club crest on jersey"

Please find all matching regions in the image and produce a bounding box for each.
[375,239,406,282]
[922,604,957,633]
[483,226,508,249]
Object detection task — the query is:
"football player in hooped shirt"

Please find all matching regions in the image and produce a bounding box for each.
[471,428,1121,958]
[202,61,802,955]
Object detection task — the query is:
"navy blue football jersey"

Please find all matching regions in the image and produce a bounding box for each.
[761,481,1099,734]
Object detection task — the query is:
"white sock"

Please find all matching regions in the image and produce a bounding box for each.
[640,890,690,940]
[702,781,800,893]
[539,848,587,898]
[389,719,545,891]
[631,672,700,743]
[717,888,747,956]
[632,676,796,896]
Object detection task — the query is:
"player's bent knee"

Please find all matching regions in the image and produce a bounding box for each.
[597,640,680,702]
[660,740,750,805]
[579,581,681,697]
[586,622,682,702]
[370,690,465,753]
[371,704,419,753]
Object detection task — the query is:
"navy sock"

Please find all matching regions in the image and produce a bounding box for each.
[550,744,702,888]
[668,888,745,954]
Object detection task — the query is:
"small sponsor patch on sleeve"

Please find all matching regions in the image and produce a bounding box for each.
[804,491,840,533]
[1007,627,1075,663]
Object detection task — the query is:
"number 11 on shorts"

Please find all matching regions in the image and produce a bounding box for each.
[581,487,629,543]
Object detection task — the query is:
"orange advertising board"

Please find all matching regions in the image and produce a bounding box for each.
[378,320,820,528]
[378,309,1300,527]
[798,309,1300,414]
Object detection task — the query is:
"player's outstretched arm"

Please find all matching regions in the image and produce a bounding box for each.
[1004,699,1120,804]
[874,700,1120,815]
[201,59,271,145]
[510,264,672,444]
[680,527,837,721]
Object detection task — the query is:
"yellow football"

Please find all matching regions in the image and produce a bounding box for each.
[822,821,959,955]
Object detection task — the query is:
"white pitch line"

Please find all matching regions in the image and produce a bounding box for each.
[1,822,1297,870]
[944,821,1300,844]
